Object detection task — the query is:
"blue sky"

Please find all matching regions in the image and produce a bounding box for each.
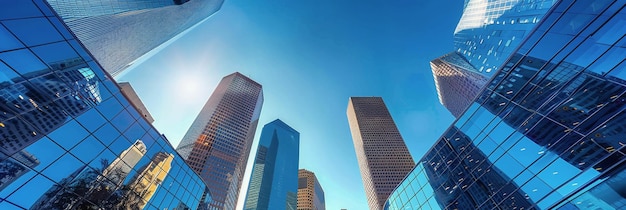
[120,0,463,209]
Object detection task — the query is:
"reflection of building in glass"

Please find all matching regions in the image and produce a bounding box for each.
[0,151,39,191]
[431,52,489,117]
[177,72,263,210]
[297,169,325,210]
[244,119,300,210]
[121,152,174,209]
[347,97,415,210]
[100,140,147,189]
[0,1,209,209]
[0,58,99,156]
[47,0,224,77]
[387,1,626,209]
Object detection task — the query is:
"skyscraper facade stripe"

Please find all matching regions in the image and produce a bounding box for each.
[386,0,626,209]
[177,72,263,209]
[347,97,415,210]
[0,1,210,209]
[244,119,300,210]
[47,0,224,77]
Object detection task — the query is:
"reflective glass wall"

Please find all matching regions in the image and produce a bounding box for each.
[0,1,209,209]
[387,0,626,209]
[244,119,300,210]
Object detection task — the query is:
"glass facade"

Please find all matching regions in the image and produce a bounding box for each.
[47,0,224,77]
[244,119,300,210]
[176,72,264,210]
[431,52,489,117]
[433,0,559,118]
[387,0,626,209]
[454,0,558,76]
[0,1,209,209]
[347,97,415,210]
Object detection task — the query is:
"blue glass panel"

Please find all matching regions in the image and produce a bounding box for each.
[0,24,24,52]
[589,46,626,75]
[96,97,123,120]
[41,152,83,182]
[6,174,54,208]
[123,122,146,142]
[2,17,63,47]
[70,136,106,164]
[75,108,106,131]
[30,42,80,66]
[93,123,121,146]
[47,119,89,150]
[593,12,626,45]
[0,60,20,83]
[0,48,48,75]
[521,176,552,202]
[111,109,134,133]
[528,32,573,61]
[565,39,610,68]
[0,1,41,20]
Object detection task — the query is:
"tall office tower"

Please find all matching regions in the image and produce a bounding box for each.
[46,0,224,77]
[0,1,210,209]
[431,52,489,117]
[297,169,325,210]
[346,97,415,210]
[244,119,300,210]
[453,0,558,76]
[386,0,626,209]
[119,82,155,123]
[177,72,263,209]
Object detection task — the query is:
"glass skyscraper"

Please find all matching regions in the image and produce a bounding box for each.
[176,72,263,210]
[347,97,415,210]
[46,0,224,77]
[454,0,558,75]
[433,0,560,117]
[244,119,300,210]
[0,1,210,209]
[297,169,325,210]
[386,0,626,209]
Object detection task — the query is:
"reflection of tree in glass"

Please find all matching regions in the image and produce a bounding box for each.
[0,150,39,192]
[30,158,131,210]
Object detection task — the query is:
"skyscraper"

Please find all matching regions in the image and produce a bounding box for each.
[431,52,489,117]
[453,0,558,75]
[431,0,559,117]
[386,0,626,209]
[0,1,210,209]
[346,97,415,210]
[244,119,300,210]
[297,169,325,210]
[46,0,224,77]
[118,82,155,123]
[177,72,263,209]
